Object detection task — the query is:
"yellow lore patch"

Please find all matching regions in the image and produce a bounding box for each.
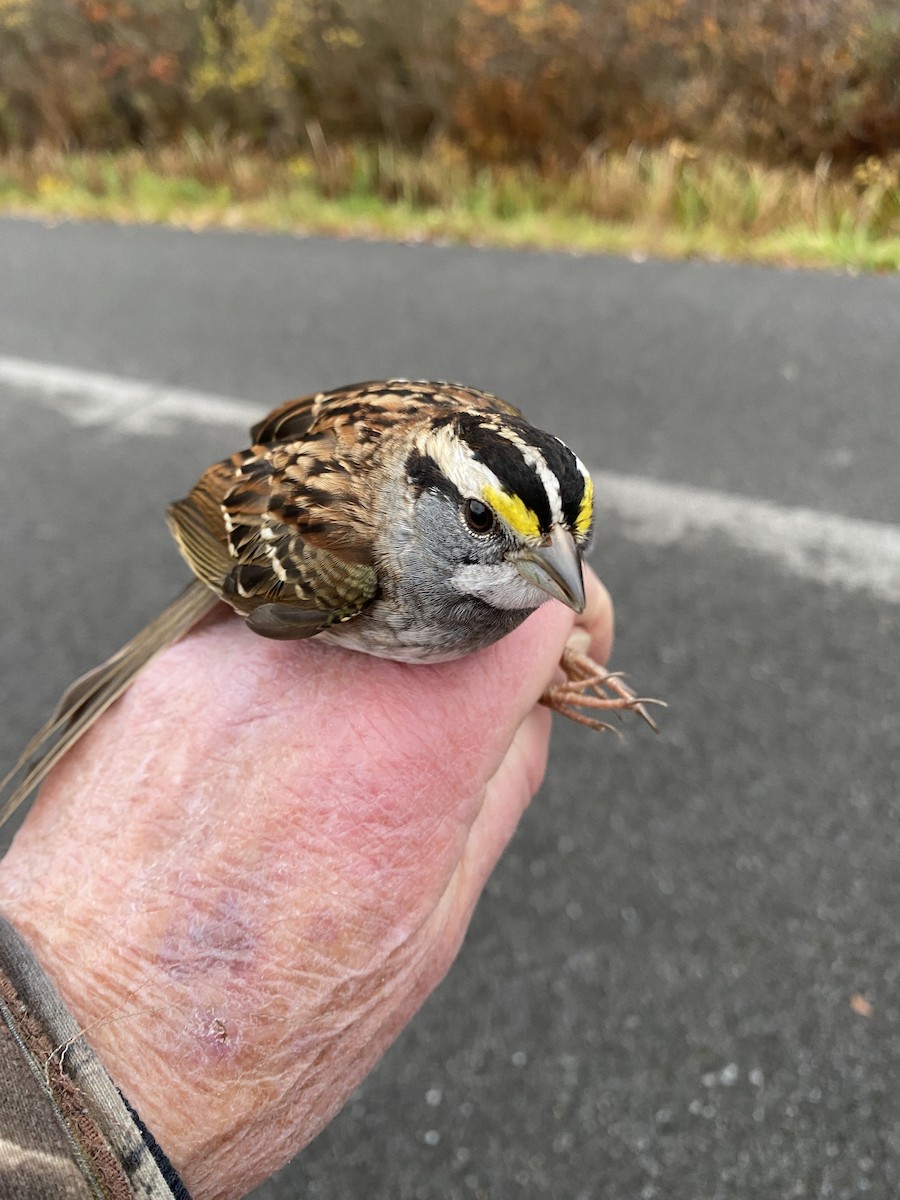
[482,485,541,540]
[576,473,594,537]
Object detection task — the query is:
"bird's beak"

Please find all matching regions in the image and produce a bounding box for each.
[514,526,586,613]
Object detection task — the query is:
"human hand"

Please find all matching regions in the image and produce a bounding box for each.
[0,567,614,1200]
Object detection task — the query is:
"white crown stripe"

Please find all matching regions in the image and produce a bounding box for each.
[422,424,505,500]
[419,418,569,535]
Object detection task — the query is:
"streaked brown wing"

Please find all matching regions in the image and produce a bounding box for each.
[167,445,378,639]
[250,390,322,444]
[166,463,235,593]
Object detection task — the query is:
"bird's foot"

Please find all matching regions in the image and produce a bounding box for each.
[540,648,666,734]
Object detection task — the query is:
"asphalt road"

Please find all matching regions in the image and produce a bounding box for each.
[1,217,898,1199]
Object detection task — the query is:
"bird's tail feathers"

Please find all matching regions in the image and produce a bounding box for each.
[0,580,218,829]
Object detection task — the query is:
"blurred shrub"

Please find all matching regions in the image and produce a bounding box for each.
[2,0,900,167]
[452,0,900,166]
[0,0,198,146]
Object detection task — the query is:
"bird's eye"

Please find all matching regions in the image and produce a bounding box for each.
[463,498,495,534]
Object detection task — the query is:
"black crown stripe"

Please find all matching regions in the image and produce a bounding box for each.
[521,429,587,532]
[406,450,464,506]
[455,414,563,533]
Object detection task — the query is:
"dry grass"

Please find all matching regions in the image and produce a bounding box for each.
[2,140,900,271]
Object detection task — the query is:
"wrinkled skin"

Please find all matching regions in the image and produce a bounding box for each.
[0,568,614,1200]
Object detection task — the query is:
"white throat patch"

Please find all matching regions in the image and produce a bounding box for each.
[450,562,549,610]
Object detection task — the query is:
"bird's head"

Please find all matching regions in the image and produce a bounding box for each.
[394,408,594,621]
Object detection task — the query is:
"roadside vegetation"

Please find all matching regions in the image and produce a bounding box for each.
[2,0,900,269]
[4,140,900,271]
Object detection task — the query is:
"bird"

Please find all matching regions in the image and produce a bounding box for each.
[0,379,660,827]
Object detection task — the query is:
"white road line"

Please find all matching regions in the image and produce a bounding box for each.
[597,474,900,605]
[0,354,258,433]
[2,354,899,604]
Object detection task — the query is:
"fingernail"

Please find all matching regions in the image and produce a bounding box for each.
[565,628,591,656]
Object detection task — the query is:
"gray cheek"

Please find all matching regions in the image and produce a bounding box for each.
[415,492,474,555]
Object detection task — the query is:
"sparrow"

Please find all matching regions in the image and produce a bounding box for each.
[0,379,660,827]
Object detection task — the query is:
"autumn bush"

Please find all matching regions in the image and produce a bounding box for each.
[2,0,900,169]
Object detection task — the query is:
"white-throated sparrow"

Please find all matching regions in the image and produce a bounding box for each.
[0,379,660,825]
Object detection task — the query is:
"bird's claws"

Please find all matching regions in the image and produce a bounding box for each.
[540,648,665,734]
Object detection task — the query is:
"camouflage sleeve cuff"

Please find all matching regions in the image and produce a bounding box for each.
[0,914,191,1199]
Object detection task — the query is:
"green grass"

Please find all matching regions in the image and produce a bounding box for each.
[2,142,900,271]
